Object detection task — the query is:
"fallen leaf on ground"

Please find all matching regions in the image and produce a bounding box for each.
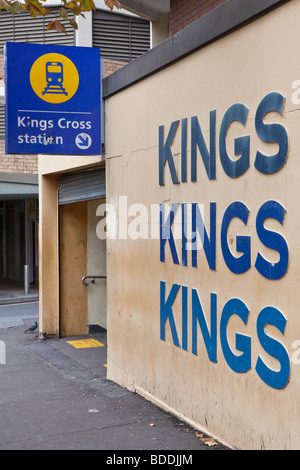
[195,432,218,446]
[201,437,218,447]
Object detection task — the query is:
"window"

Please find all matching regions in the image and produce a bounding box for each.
[93,10,150,62]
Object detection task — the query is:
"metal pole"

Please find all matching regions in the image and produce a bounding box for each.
[24,265,30,294]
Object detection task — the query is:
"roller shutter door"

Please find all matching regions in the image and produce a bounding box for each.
[58,168,105,205]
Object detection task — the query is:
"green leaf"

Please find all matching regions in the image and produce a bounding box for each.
[80,0,95,11]
[59,6,68,19]
[65,1,82,15]
[9,1,21,14]
[25,0,51,17]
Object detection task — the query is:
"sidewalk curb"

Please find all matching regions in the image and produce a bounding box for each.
[0,295,39,306]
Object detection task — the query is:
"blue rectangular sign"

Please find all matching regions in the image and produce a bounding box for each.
[5,42,101,155]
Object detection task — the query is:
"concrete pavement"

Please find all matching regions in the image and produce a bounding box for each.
[0,302,229,452]
[0,302,38,328]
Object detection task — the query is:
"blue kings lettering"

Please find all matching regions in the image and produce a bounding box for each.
[158,91,291,390]
[159,92,288,184]
[159,200,289,280]
[160,282,290,390]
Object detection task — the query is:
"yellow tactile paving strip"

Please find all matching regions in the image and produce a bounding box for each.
[67,339,105,349]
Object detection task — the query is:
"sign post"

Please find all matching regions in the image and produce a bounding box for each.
[5,42,101,155]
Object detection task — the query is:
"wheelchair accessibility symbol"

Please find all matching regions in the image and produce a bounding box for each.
[30,53,79,104]
[76,133,92,150]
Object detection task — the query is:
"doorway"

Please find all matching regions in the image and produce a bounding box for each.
[0,204,3,277]
[87,199,107,330]
[59,198,107,337]
[0,198,38,286]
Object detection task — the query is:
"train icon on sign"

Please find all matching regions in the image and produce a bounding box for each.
[30,52,79,104]
[42,62,68,96]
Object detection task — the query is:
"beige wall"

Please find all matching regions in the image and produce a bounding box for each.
[38,172,59,336]
[37,0,300,450]
[104,0,300,449]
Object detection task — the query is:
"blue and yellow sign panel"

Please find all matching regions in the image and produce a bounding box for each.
[5,42,101,155]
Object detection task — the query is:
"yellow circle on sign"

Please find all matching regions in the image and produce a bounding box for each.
[30,53,79,104]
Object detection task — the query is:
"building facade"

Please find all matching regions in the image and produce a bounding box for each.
[0,0,150,288]
[38,0,300,450]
